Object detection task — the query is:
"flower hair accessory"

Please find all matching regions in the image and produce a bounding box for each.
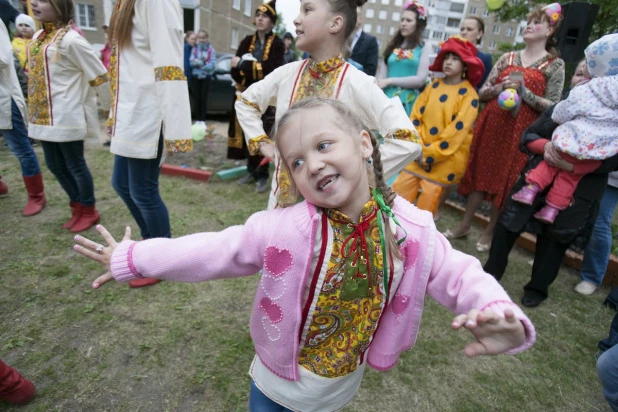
[402,0,428,20]
[542,3,562,25]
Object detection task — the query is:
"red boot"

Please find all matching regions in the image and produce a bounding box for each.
[70,204,100,233]
[22,174,46,216]
[128,278,162,288]
[62,202,82,229]
[0,176,8,196]
[0,360,36,405]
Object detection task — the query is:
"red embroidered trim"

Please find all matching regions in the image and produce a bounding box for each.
[289,60,308,108]
[335,63,350,99]
[299,212,328,342]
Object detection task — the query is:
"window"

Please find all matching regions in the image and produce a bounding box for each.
[489,40,497,49]
[505,27,513,37]
[436,1,450,11]
[378,10,387,20]
[432,31,444,39]
[244,0,251,16]
[368,0,376,3]
[76,4,96,29]
[381,0,389,4]
[231,28,239,49]
[482,8,489,17]
[395,0,403,5]
[447,18,460,28]
[492,25,501,34]
[365,8,374,18]
[233,0,240,10]
[435,16,446,25]
[469,6,477,15]
[364,23,373,33]
[390,26,397,35]
[519,26,525,35]
[392,11,401,21]
[422,30,429,39]
[449,2,465,13]
[376,25,384,34]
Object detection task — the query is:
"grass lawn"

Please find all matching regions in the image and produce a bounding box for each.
[0,133,615,412]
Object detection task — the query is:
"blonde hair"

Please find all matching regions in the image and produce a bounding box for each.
[273,97,402,259]
[109,0,137,50]
[47,0,75,62]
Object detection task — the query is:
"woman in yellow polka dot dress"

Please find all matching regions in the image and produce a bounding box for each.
[393,36,484,216]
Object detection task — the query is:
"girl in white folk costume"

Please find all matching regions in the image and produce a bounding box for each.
[236,0,422,210]
[107,0,192,288]
[28,0,108,232]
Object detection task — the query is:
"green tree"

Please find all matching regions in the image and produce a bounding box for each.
[274,12,287,38]
[493,0,617,41]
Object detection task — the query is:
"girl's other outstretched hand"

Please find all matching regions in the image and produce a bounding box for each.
[73,225,132,289]
[451,309,525,357]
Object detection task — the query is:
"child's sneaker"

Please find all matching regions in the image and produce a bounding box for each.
[574,281,597,296]
[533,204,560,224]
[512,183,539,205]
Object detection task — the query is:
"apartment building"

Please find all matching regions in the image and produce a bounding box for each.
[360,0,524,55]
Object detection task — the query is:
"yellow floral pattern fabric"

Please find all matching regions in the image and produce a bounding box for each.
[299,199,386,377]
[107,40,119,129]
[164,139,193,153]
[89,73,110,87]
[27,26,60,125]
[393,128,421,145]
[154,66,187,82]
[291,54,346,105]
[248,134,272,156]
[276,55,348,205]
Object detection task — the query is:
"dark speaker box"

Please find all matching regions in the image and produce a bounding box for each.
[556,2,599,63]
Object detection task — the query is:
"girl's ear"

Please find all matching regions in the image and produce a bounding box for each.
[329,15,344,35]
[359,130,373,159]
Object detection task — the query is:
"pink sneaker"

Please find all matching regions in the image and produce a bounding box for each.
[534,204,560,224]
[512,184,540,205]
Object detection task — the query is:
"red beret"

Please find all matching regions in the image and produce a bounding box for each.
[429,35,485,87]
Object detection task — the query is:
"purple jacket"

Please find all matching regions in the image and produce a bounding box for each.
[110,196,535,381]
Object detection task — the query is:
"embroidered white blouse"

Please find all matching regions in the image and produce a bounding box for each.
[27,25,108,142]
[0,20,27,130]
[235,57,422,209]
[107,0,192,159]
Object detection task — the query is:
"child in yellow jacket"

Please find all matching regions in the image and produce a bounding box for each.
[11,14,35,72]
[393,35,484,216]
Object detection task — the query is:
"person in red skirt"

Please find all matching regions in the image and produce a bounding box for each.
[443,4,565,252]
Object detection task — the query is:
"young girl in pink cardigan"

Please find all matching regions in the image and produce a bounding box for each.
[74,98,535,412]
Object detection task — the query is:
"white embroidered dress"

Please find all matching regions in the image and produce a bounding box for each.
[235,56,422,209]
[0,20,27,130]
[107,0,192,159]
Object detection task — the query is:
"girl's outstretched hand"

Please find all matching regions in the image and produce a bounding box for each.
[452,309,525,357]
[73,225,132,289]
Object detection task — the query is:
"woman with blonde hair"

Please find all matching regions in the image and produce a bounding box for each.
[107,0,192,288]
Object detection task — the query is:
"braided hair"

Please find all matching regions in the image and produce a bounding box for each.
[273,97,402,259]
[46,0,75,62]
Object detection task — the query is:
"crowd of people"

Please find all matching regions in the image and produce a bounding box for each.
[1,0,617,410]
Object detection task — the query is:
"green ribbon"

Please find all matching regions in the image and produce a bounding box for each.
[372,188,408,303]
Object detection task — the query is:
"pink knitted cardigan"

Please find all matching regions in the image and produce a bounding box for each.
[110,196,535,381]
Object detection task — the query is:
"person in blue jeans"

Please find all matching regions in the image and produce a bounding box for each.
[1,15,46,217]
[597,288,618,412]
[576,172,618,296]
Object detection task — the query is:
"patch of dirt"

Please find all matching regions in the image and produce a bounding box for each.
[164,120,244,173]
